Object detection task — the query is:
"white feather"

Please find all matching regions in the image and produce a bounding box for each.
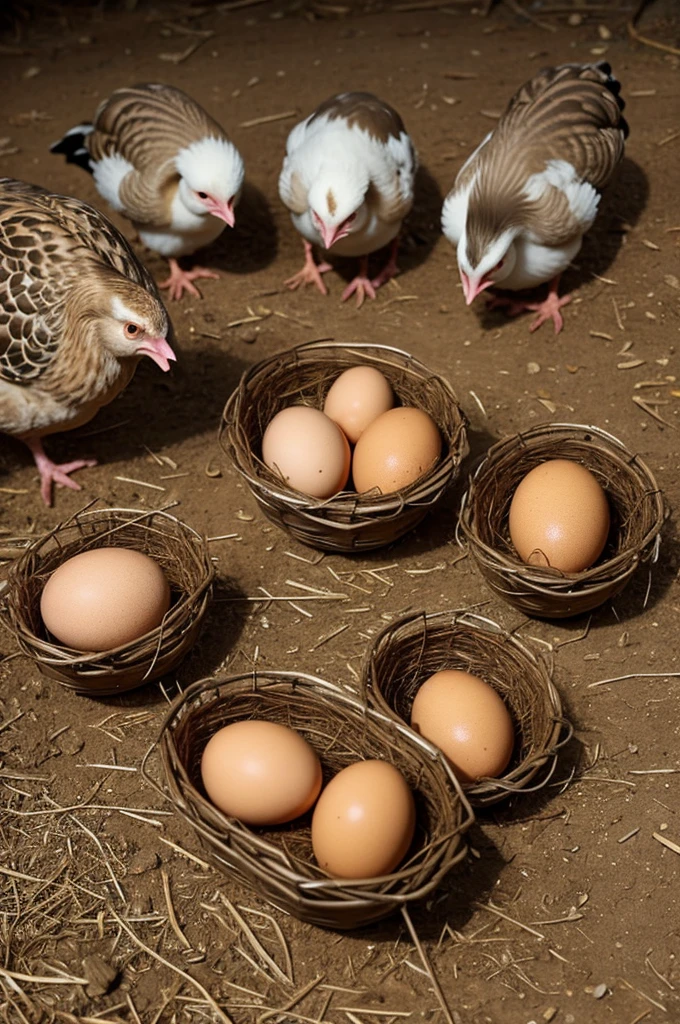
[279,109,416,258]
[523,158,600,231]
[91,153,135,213]
[442,171,477,247]
[175,135,244,199]
[138,187,226,257]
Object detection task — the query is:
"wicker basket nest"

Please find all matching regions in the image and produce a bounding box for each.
[219,339,469,552]
[1,505,214,695]
[143,670,475,930]
[362,609,571,808]
[457,423,666,619]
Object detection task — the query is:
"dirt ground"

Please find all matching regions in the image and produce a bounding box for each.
[1,1,679,1022]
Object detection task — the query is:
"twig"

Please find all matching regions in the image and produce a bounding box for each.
[653,832,680,856]
[502,0,557,30]
[114,476,166,491]
[589,671,680,688]
[632,395,677,429]
[473,901,545,940]
[0,967,88,986]
[628,0,680,55]
[109,908,234,1023]
[401,906,456,1024]
[161,869,192,950]
[239,110,298,128]
[257,976,325,1023]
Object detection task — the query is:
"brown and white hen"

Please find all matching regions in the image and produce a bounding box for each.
[0,177,175,506]
[442,62,628,334]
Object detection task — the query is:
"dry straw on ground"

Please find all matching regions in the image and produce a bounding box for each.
[457,423,666,618]
[220,339,469,552]
[1,504,214,695]
[362,609,571,807]
[144,669,474,930]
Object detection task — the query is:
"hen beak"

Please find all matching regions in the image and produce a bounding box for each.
[137,336,177,373]
[207,198,235,227]
[460,270,494,306]
[319,222,350,251]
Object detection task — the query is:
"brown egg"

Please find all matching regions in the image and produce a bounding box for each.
[200,720,322,826]
[509,459,610,573]
[351,407,441,495]
[40,547,171,652]
[410,670,514,785]
[262,405,351,498]
[323,365,394,444]
[311,759,416,878]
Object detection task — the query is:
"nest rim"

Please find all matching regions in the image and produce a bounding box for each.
[362,608,571,807]
[1,504,214,695]
[143,669,475,929]
[457,422,666,618]
[219,339,469,551]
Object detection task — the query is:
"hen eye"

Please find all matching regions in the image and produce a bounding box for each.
[197,191,208,200]
[124,322,140,338]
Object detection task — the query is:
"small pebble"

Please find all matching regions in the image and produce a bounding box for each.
[127,849,160,875]
[568,13,582,25]
[592,983,608,999]
[598,24,612,40]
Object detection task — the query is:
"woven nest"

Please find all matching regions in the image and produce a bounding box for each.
[362,609,571,808]
[144,670,474,930]
[219,339,468,552]
[1,505,214,696]
[457,423,666,619]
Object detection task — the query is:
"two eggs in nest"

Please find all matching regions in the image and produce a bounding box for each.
[199,664,515,881]
[261,365,441,499]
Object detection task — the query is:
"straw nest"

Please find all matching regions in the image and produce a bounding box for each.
[362,609,571,808]
[144,670,474,930]
[219,339,468,552]
[1,505,214,696]
[457,423,666,619]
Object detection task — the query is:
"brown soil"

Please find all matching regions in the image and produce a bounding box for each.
[1,2,679,1023]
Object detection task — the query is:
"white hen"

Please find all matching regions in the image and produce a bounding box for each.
[279,92,417,307]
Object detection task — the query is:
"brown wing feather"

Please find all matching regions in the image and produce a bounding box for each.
[86,83,231,226]
[86,83,230,172]
[497,62,627,188]
[0,178,158,386]
[308,92,407,143]
[463,63,627,263]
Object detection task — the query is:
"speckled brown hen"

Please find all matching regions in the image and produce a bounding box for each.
[0,177,175,506]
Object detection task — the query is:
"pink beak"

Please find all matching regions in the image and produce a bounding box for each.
[319,222,348,251]
[207,198,235,228]
[460,270,494,306]
[137,336,177,373]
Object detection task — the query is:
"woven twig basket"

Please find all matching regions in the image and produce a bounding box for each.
[219,340,468,552]
[362,609,571,808]
[143,670,474,929]
[457,423,665,619]
[1,505,214,695]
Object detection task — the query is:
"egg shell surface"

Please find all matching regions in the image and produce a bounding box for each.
[39,547,171,652]
[323,365,394,444]
[410,670,514,785]
[262,405,351,498]
[200,720,323,826]
[311,759,416,878]
[351,406,442,495]
[508,458,610,573]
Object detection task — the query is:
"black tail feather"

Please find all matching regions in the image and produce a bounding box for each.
[595,61,629,138]
[50,124,95,173]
